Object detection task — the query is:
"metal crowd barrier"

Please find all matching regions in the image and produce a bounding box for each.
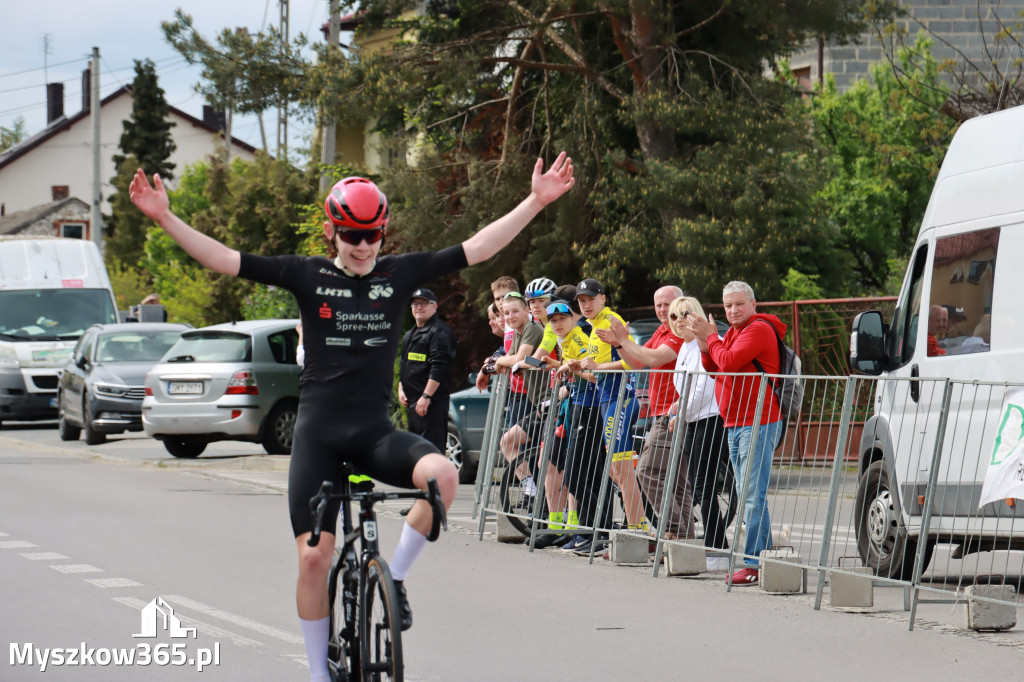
[471,364,1024,632]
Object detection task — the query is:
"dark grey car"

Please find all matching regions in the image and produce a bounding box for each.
[58,323,190,444]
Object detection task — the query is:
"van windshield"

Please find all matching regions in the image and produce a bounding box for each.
[0,289,117,341]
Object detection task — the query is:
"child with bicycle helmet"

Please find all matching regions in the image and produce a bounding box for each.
[129,153,575,682]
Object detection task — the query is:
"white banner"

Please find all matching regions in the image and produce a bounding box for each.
[979,387,1024,508]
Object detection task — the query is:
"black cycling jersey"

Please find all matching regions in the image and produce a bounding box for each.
[238,246,468,403]
[238,246,469,536]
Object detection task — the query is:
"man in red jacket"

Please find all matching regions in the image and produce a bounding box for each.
[685,281,785,586]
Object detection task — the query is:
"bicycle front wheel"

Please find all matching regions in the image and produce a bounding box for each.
[498,451,544,536]
[360,557,403,682]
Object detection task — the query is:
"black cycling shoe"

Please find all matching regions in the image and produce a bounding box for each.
[393,580,413,631]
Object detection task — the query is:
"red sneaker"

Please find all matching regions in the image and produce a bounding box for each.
[730,568,759,586]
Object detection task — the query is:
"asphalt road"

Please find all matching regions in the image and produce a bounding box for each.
[2,423,1023,681]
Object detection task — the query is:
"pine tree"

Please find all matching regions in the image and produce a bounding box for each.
[106,59,177,266]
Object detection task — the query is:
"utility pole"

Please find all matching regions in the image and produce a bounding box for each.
[90,47,103,250]
[277,0,290,161]
[319,0,340,192]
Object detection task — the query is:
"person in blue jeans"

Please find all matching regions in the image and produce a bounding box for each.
[685,281,786,586]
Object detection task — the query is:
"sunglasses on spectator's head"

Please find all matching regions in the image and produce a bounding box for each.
[503,291,524,301]
[524,289,551,300]
[546,302,572,317]
[668,311,691,321]
[335,227,385,245]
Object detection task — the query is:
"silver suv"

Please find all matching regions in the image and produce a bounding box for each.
[142,319,301,458]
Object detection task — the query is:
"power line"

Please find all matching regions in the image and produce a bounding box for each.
[0,57,83,79]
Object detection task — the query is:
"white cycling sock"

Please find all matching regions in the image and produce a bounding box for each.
[300,616,330,682]
[390,522,428,581]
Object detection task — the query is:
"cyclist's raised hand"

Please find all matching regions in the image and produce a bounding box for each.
[129,170,170,222]
[530,152,575,207]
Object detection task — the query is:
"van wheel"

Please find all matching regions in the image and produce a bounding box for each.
[262,400,297,455]
[164,438,207,459]
[854,460,934,580]
[82,397,106,445]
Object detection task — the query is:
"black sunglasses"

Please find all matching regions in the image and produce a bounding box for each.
[336,227,385,245]
[669,311,691,321]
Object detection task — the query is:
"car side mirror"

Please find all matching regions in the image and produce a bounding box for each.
[850,310,885,375]
[76,355,89,370]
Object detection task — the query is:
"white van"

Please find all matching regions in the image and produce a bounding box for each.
[0,237,118,426]
[849,105,1024,579]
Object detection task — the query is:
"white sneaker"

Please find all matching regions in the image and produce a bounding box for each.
[522,476,537,497]
[705,556,731,572]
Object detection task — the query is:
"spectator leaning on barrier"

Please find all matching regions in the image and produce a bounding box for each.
[684,281,785,586]
[551,295,608,553]
[666,296,732,572]
[477,276,520,391]
[524,276,560,361]
[495,291,546,495]
[487,303,504,339]
[398,288,457,453]
[598,286,694,540]
[572,279,648,532]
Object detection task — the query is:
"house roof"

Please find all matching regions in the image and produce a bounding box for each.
[0,86,259,172]
[0,197,90,235]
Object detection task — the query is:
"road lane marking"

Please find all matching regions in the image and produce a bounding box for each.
[51,564,104,574]
[21,552,69,560]
[0,540,39,549]
[87,577,143,588]
[164,595,304,644]
[114,597,265,647]
[0,531,8,536]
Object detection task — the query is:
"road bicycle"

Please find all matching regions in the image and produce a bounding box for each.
[308,465,447,682]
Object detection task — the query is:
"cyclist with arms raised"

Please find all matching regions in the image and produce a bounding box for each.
[129,154,574,682]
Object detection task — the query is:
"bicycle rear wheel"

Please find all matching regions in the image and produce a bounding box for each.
[498,451,544,536]
[360,557,403,682]
[328,549,358,681]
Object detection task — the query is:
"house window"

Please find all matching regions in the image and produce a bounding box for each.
[59,222,86,239]
[793,67,813,99]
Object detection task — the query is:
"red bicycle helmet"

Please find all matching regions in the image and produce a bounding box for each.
[324,177,390,229]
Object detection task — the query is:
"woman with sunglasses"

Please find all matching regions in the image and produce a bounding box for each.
[666,296,732,571]
[129,154,574,682]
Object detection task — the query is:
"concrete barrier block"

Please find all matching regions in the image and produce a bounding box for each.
[496,514,525,543]
[609,531,649,564]
[829,567,874,608]
[965,585,1017,631]
[759,548,803,594]
[665,543,705,576]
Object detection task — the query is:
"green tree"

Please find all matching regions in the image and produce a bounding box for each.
[161,1,892,306]
[1,117,27,152]
[809,34,957,294]
[106,60,177,267]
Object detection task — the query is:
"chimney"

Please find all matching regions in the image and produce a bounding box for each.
[202,105,226,133]
[81,68,91,113]
[46,83,65,125]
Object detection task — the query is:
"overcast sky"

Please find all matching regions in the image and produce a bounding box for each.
[2,1,340,163]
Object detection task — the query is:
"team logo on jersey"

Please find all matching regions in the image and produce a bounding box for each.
[319,303,332,319]
[316,286,353,298]
[318,267,345,279]
[368,284,394,300]
[326,337,352,346]
[364,337,388,347]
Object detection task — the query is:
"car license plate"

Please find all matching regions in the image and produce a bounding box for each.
[49,397,59,408]
[168,382,203,395]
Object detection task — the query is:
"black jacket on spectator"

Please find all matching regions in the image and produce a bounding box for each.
[400,314,456,399]
[399,314,456,451]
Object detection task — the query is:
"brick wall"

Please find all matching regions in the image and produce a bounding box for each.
[788,1,1024,91]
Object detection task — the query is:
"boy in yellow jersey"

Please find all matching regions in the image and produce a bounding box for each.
[569,279,649,533]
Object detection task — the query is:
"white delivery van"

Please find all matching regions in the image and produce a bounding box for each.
[0,236,118,426]
[849,105,1024,579]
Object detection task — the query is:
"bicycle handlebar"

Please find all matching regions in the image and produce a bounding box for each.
[307,480,334,547]
[306,478,448,547]
[425,478,448,542]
